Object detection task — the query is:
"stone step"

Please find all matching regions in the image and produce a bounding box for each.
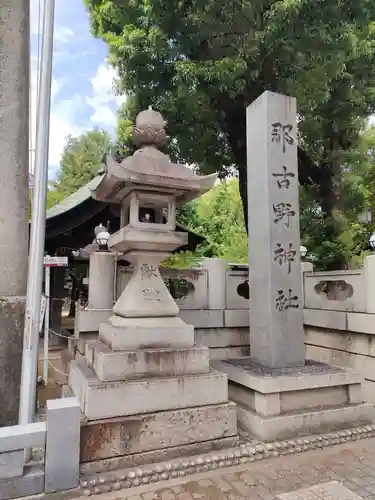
[69,360,229,420]
[99,316,194,351]
[80,402,238,462]
[237,401,375,442]
[85,341,210,382]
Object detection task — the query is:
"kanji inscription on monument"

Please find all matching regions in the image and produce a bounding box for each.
[246,91,304,368]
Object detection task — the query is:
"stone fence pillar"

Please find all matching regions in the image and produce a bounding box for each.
[364,254,375,313]
[300,261,314,308]
[87,252,116,310]
[202,258,228,310]
[0,0,29,425]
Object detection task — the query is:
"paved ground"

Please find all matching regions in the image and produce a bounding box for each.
[80,438,375,500]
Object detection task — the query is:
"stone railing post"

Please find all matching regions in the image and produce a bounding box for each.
[202,258,228,310]
[300,261,314,308]
[363,254,375,313]
[87,251,116,310]
[45,398,80,493]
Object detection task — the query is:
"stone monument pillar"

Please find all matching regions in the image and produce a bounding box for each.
[247,92,304,368]
[214,91,374,441]
[0,1,29,425]
[68,109,238,464]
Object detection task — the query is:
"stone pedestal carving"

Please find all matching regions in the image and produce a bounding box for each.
[213,91,374,441]
[68,108,238,463]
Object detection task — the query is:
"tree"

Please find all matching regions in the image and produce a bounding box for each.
[359,125,375,208]
[164,178,248,267]
[85,0,375,270]
[52,128,112,197]
[191,179,248,262]
[298,123,375,269]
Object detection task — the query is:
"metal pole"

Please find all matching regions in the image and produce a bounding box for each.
[113,253,118,304]
[43,265,50,384]
[19,0,55,426]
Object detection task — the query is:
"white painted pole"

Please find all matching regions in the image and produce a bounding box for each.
[19,0,55,426]
[113,253,118,304]
[43,265,50,384]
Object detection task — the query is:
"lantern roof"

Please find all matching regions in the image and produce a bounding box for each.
[93,107,217,205]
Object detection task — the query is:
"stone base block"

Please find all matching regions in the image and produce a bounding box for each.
[236,402,375,442]
[80,436,239,473]
[213,357,374,441]
[0,450,23,479]
[74,308,112,336]
[99,316,194,350]
[86,341,210,381]
[0,296,25,426]
[209,346,250,361]
[69,360,228,420]
[213,357,362,395]
[76,332,99,355]
[80,402,237,461]
[0,465,44,500]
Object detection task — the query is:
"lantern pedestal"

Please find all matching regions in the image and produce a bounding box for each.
[68,107,238,465]
[69,325,238,463]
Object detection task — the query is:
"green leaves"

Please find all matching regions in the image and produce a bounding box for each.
[53,128,112,198]
[85,0,375,269]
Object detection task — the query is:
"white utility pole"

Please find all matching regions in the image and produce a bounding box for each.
[19,0,55,426]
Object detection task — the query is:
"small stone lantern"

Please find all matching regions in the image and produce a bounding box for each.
[92,108,216,338]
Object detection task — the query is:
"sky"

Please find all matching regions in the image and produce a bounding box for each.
[30,0,126,178]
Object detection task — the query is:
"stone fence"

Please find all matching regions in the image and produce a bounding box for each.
[116,259,250,360]
[302,256,375,404]
[74,255,375,404]
[115,255,375,316]
[0,398,80,500]
[118,255,375,403]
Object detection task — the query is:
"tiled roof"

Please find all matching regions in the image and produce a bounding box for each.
[45,176,103,219]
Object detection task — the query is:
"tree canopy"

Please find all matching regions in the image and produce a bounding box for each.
[52,128,112,198]
[84,0,375,267]
[41,119,375,270]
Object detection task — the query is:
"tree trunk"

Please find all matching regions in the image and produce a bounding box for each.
[238,164,248,233]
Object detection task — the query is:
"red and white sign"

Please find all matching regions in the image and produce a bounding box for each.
[43,256,68,267]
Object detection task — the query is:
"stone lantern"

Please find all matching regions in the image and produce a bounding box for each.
[68,108,238,464]
[92,107,217,344]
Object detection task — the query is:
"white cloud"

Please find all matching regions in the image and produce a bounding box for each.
[30,0,42,36]
[86,62,126,128]
[53,49,93,64]
[30,66,85,173]
[30,0,74,43]
[48,96,85,167]
[54,26,74,43]
[29,1,126,174]
[30,60,126,173]
[90,106,117,128]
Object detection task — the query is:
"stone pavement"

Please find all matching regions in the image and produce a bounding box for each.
[78,438,375,500]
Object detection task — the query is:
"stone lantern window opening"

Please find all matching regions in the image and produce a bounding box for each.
[120,190,176,231]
